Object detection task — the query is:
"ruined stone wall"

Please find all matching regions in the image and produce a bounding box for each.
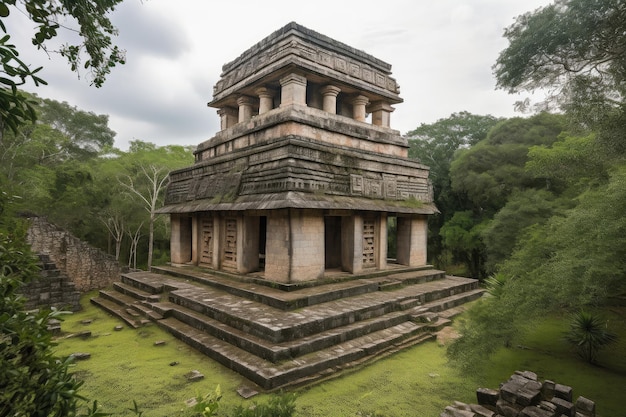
[26,217,123,292]
[20,254,81,312]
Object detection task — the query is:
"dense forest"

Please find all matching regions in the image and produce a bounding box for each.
[1,0,625,415]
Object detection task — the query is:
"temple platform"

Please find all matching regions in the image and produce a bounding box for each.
[91,264,483,391]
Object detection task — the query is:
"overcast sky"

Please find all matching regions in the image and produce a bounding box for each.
[10,0,552,150]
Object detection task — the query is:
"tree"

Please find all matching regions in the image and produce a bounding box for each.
[494,0,626,154]
[406,113,502,266]
[0,0,125,136]
[119,165,169,269]
[450,113,565,215]
[117,141,193,268]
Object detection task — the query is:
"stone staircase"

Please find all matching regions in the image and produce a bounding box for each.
[91,265,483,391]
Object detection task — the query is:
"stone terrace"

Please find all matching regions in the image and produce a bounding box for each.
[91,266,483,391]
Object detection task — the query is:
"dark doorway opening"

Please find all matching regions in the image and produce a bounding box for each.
[324,216,342,269]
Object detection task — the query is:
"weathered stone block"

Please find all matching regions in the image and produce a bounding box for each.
[554,384,573,402]
[542,380,556,400]
[516,370,538,381]
[517,387,541,406]
[476,388,499,408]
[520,405,556,417]
[575,396,595,416]
[551,397,574,417]
[497,398,523,417]
[470,403,496,417]
[501,379,526,403]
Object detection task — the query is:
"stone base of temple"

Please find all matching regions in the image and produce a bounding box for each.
[91,263,484,391]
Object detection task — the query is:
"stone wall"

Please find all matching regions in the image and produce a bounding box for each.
[26,217,123,292]
[442,370,596,417]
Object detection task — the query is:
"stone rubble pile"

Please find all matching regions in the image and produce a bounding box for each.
[441,370,596,417]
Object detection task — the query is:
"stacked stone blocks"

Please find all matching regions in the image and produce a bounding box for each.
[442,371,596,417]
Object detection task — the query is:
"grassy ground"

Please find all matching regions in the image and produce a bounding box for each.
[53,294,626,417]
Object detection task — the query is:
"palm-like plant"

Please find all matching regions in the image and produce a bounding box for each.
[565,310,618,364]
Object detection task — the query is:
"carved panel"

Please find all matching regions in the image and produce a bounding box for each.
[350,174,364,195]
[200,216,213,266]
[362,218,376,268]
[222,217,237,269]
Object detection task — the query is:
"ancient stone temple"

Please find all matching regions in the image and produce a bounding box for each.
[159,22,437,281]
[95,23,482,390]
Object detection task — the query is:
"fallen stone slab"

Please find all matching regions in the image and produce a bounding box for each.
[70,352,91,360]
[185,370,204,382]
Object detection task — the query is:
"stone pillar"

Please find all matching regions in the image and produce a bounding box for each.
[265,209,324,282]
[352,95,369,122]
[279,73,307,107]
[369,101,395,128]
[256,87,275,115]
[170,213,192,264]
[218,107,238,130]
[239,215,260,273]
[341,214,363,273]
[321,85,341,114]
[237,95,255,123]
[396,215,428,266]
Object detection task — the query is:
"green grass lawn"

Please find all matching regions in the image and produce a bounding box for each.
[53,295,626,417]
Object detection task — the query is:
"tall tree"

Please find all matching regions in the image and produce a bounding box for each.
[449,0,626,371]
[117,141,193,268]
[494,0,626,154]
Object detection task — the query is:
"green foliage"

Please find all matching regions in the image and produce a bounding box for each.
[481,189,564,272]
[439,211,487,278]
[0,195,87,417]
[187,386,222,417]
[494,0,626,155]
[565,310,618,364]
[0,0,125,140]
[450,113,565,214]
[526,133,609,195]
[406,112,502,266]
[230,393,296,417]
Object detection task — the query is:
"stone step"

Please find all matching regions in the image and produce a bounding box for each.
[90,295,143,329]
[378,268,447,290]
[163,274,477,343]
[92,266,483,390]
[156,315,436,390]
[149,300,414,362]
[113,281,162,303]
[151,265,385,310]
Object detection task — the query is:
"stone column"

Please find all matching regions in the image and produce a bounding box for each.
[341,214,363,273]
[237,95,255,123]
[396,215,428,266]
[265,209,324,282]
[279,73,307,107]
[218,107,238,130]
[321,85,341,114]
[369,101,395,128]
[170,213,192,264]
[255,87,275,115]
[352,95,369,122]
